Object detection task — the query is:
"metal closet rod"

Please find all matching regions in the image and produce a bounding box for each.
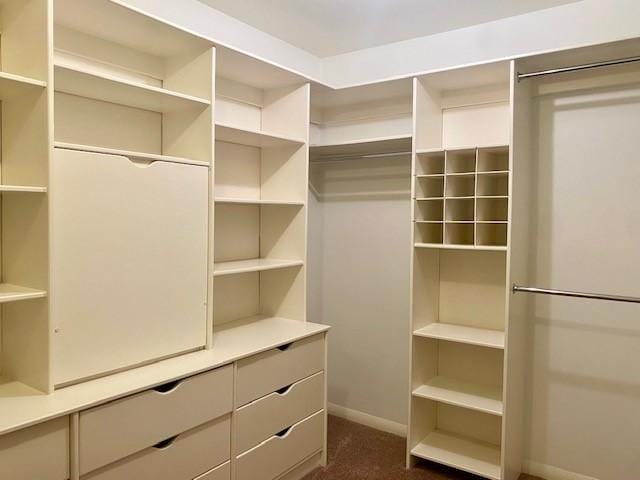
[512,284,640,304]
[517,55,640,81]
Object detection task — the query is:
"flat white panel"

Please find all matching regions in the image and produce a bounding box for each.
[215,96,261,132]
[214,141,260,199]
[51,149,208,385]
[442,102,509,149]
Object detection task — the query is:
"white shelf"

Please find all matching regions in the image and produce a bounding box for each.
[309,135,412,161]
[0,71,46,100]
[215,122,305,148]
[411,431,501,480]
[214,197,304,206]
[213,258,304,276]
[54,142,209,167]
[415,197,444,201]
[414,243,507,252]
[54,63,211,113]
[0,185,47,193]
[413,377,503,416]
[413,323,504,349]
[0,284,47,304]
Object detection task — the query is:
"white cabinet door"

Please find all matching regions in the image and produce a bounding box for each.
[51,149,209,386]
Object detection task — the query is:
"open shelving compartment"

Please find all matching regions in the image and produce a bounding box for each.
[53,0,215,166]
[213,66,310,335]
[0,0,52,396]
[409,61,515,479]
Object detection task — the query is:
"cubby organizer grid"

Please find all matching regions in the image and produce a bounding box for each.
[414,146,509,249]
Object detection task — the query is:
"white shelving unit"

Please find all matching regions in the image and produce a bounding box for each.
[408,62,520,480]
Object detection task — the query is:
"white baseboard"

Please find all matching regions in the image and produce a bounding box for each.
[328,403,407,437]
[524,460,600,480]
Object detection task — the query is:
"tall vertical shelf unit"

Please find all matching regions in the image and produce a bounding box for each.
[407,62,523,480]
[0,0,52,395]
[212,74,310,336]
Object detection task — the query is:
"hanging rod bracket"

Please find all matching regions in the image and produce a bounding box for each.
[512,284,640,304]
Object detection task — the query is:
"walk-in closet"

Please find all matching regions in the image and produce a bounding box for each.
[0,2,638,480]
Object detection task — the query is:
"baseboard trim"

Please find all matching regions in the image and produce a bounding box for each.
[328,403,407,437]
[524,460,600,480]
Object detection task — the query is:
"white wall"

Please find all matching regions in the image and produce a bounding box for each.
[308,156,411,430]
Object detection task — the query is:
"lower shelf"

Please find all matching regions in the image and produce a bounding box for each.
[412,377,503,416]
[413,323,505,349]
[0,284,47,303]
[411,431,501,480]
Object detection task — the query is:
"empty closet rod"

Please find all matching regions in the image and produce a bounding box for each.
[517,55,640,81]
[512,284,640,304]
[312,151,412,163]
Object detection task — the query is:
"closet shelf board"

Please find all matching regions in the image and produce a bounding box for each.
[54,142,209,167]
[214,197,304,206]
[414,243,507,252]
[0,185,47,193]
[0,318,329,436]
[309,135,412,160]
[213,258,304,276]
[415,197,444,201]
[0,284,47,303]
[411,431,501,480]
[54,64,211,112]
[412,377,503,416]
[215,123,306,148]
[0,71,47,99]
[413,323,505,349]
[415,174,445,178]
[477,171,509,176]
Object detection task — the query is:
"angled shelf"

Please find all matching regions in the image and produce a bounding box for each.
[214,197,304,206]
[54,63,211,113]
[411,431,501,480]
[0,284,47,304]
[0,71,47,99]
[413,377,503,416]
[54,142,209,167]
[213,258,304,277]
[413,323,505,349]
[215,122,305,148]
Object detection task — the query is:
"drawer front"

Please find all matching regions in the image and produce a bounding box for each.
[83,415,230,480]
[0,416,70,480]
[80,365,233,474]
[236,372,324,453]
[236,411,324,480]
[236,334,324,406]
[194,461,230,480]
[52,149,209,386]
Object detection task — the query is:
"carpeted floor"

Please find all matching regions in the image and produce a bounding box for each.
[303,415,542,480]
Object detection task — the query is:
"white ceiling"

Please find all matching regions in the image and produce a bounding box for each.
[198,0,580,58]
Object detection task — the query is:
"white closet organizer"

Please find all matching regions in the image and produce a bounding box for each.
[408,62,516,480]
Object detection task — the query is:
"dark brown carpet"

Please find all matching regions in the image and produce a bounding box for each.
[303,415,542,480]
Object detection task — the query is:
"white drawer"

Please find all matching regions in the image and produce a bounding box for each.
[80,366,233,474]
[235,372,324,453]
[236,334,325,406]
[0,416,70,480]
[83,415,230,480]
[194,461,230,480]
[236,411,324,480]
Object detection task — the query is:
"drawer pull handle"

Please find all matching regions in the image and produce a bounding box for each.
[275,384,293,395]
[277,342,293,352]
[153,380,181,394]
[152,435,178,450]
[128,158,156,168]
[275,426,292,438]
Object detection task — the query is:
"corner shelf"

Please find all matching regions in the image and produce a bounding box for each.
[0,71,47,100]
[412,377,503,416]
[54,63,211,113]
[215,122,305,148]
[54,142,209,167]
[213,258,304,277]
[413,323,505,349]
[214,197,304,206]
[0,284,47,303]
[411,431,501,480]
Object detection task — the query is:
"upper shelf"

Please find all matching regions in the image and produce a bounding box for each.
[0,284,47,304]
[310,135,412,161]
[0,71,47,100]
[213,258,304,277]
[214,197,304,206]
[215,123,306,148]
[0,185,47,193]
[54,63,211,113]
